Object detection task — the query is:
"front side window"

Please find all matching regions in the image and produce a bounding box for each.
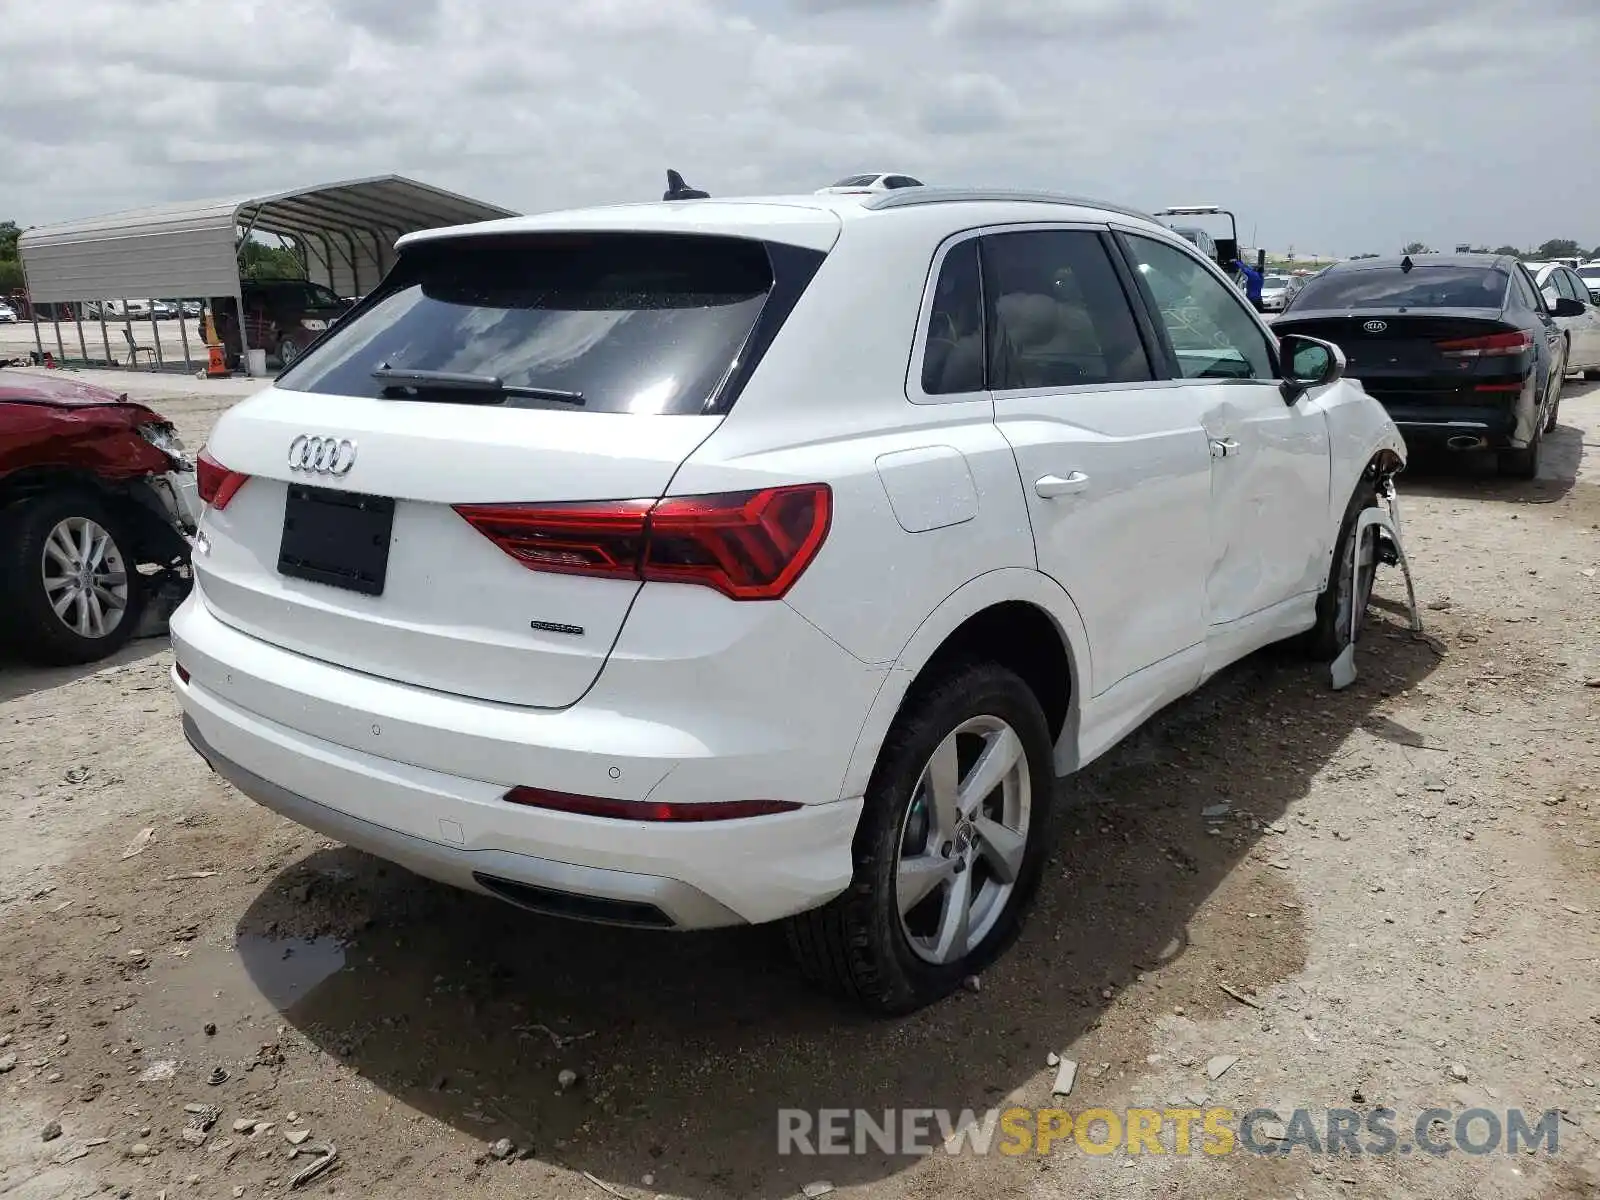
[1556,270,1584,303]
[276,233,789,414]
[920,239,984,395]
[1122,234,1275,381]
[979,230,1152,390]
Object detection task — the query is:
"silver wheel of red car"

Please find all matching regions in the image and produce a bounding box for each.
[278,338,301,367]
[41,515,131,640]
[0,491,145,665]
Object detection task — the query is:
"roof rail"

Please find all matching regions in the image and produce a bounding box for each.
[862,187,1158,224]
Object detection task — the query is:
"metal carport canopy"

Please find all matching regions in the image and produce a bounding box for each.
[18,174,518,303]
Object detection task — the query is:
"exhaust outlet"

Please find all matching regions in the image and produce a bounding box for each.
[1446,435,1486,451]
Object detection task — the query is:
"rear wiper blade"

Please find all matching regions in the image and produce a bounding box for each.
[371,366,585,406]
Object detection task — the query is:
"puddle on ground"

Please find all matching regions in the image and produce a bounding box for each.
[235,934,347,1008]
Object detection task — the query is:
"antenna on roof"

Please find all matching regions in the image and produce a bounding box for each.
[663,170,710,201]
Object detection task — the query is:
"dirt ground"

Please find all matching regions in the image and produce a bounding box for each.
[2,372,1598,1200]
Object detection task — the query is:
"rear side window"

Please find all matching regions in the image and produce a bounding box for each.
[921,240,985,395]
[1295,265,1509,310]
[276,233,803,414]
[1511,266,1540,311]
[980,230,1152,389]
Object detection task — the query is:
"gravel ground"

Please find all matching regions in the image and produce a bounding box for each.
[1,376,1598,1200]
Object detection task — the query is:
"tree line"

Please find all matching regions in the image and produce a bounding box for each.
[1371,238,1599,260]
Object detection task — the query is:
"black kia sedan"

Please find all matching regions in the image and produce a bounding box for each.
[1275,253,1579,478]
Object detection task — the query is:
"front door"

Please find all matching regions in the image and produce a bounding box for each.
[980,227,1213,698]
[1116,233,1332,668]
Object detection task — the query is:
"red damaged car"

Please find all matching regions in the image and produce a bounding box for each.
[0,373,197,664]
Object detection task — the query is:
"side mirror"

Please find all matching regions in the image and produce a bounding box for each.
[1279,333,1345,400]
[1550,296,1586,318]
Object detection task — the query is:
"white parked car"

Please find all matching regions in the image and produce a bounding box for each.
[815,172,923,195]
[0,300,18,323]
[1526,261,1600,380]
[1258,274,1302,312]
[172,189,1406,1012]
[1577,262,1600,304]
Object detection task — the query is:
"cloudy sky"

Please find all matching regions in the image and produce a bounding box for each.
[3,0,1597,256]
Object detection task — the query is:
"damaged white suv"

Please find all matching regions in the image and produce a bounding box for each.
[172,189,1406,1012]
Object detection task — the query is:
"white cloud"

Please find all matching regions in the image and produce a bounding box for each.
[1,0,1597,257]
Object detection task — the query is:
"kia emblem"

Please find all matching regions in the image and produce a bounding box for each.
[1363,319,1388,333]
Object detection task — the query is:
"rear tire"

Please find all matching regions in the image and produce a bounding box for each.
[1544,343,1567,433]
[1584,369,1600,382]
[0,491,145,665]
[1307,478,1380,662]
[785,661,1055,1014]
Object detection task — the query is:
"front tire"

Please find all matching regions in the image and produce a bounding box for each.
[786,662,1055,1014]
[0,491,145,665]
[1307,478,1380,662]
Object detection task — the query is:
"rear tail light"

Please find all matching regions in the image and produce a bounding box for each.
[1473,382,1524,393]
[1436,330,1533,358]
[454,484,831,601]
[196,449,250,510]
[174,663,191,684]
[504,786,800,822]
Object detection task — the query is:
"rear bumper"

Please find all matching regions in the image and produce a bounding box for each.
[183,714,773,928]
[1368,385,1536,449]
[170,588,878,928]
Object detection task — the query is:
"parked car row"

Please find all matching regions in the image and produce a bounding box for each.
[1274,252,1598,478]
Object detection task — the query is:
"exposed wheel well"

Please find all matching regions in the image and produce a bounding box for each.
[911,601,1072,742]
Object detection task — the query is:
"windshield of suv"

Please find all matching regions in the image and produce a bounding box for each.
[275,233,781,414]
[1293,265,1508,310]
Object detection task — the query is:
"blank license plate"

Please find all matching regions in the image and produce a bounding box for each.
[277,485,395,596]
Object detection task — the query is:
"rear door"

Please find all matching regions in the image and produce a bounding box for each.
[1115,231,1331,661]
[981,226,1212,696]
[197,231,822,708]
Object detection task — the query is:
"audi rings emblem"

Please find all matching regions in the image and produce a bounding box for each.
[288,435,357,475]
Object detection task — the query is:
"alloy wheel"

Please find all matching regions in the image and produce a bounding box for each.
[40,516,129,640]
[895,715,1032,965]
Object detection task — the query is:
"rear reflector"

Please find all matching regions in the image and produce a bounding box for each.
[1473,382,1524,393]
[175,663,191,684]
[1436,330,1533,358]
[504,786,801,822]
[196,449,250,510]
[455,483,831,600]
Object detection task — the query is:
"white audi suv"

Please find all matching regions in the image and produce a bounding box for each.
[172,188,1404,1012]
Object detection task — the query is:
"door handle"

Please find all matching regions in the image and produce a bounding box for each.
[1209,438,1241,459]
[1034,472,1090,498]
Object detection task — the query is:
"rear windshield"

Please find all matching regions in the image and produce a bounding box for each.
[275,233,780,414]
[1294,265,1508,310]
[1579,265,1600,280]
[831,175,878,187]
